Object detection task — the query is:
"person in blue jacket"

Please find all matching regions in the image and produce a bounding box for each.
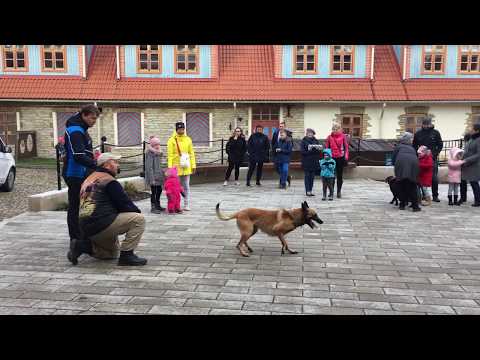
[272,121,293,186]
[274,129,293,189]
[320,148,336,201]
[63,104,100,246]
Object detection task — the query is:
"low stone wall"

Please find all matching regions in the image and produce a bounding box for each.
[28,166,450,211]
[28,176,145,212]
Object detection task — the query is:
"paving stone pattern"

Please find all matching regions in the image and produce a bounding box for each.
[1,179,480,315]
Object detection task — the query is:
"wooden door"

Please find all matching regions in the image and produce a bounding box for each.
[251,105,280,140]
[0,112,17,146]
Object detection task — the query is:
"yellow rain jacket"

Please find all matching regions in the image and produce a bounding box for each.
[167,131,197,176]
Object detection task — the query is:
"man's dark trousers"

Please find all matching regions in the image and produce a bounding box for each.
[246,160,264,184]
[64,177,84,241]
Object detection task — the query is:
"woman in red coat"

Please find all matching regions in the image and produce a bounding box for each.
[417,145,434,206]
[324,123,350,198]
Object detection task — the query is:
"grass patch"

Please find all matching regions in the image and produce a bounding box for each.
[17,157,58,169]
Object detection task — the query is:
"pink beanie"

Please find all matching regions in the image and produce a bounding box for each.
[150,137,161,147]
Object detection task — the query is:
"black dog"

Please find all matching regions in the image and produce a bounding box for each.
[385,176,400,206]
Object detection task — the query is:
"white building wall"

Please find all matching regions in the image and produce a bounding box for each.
[305,103,472,140]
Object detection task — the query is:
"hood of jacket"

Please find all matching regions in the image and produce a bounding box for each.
[302,136,318,144]
[66,112,88,130]
[322,148,332,158]
[449,147,464,160]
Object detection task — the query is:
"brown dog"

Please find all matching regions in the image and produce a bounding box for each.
[216,201,323,257]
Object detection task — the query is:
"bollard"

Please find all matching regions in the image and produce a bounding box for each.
[101,136,107,153]
[55,145,61,191]
[221,138,224,165]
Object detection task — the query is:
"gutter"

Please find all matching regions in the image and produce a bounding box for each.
[2,99,480,104]
[115,46,120,80]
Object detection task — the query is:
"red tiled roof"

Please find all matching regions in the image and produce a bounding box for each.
[0,45,479,102]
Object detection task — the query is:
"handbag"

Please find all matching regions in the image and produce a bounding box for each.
[175,137,190,169]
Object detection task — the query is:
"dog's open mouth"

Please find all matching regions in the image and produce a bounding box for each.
[307,216,323,229]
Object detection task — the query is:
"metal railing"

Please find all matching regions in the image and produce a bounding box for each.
[54,136,464,190]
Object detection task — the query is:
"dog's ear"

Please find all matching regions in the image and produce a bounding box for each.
[301,201,309,210]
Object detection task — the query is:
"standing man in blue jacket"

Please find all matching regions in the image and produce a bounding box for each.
[63,104,100,247]
[272,121,293,186]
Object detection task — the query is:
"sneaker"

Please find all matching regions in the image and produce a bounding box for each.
[176,209,184,214]
[328,196,334,201]
[412,207,422,212]
[235,181,240,185]
[183,206,191,211]
[223,181,228,186]
[322,197,326,201]
[432,197,440,203]
[117,251,147,266]
[256,182,262,186]
[246,182,251,187]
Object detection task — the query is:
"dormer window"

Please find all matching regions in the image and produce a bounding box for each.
[137,45,161,73]
[2,45,27,71]
[422,45,445,74]
[294,45,317,74]
[42,45,66,71]
[459,45,480,74]
[175,45,199,73]
[331,45,354,74]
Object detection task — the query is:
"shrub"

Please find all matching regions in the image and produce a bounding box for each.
[123,182,138,197]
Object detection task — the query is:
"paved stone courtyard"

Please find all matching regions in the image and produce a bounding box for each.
[1,179,480,315]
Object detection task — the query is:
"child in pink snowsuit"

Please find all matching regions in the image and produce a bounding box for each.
[164,167,184,214]
[447,147,465,206]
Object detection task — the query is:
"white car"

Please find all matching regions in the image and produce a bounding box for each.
[0,137,15,192]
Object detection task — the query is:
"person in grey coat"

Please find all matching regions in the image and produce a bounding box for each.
[392,132,421,211]
[145,136,165,213]
[461,123,480,207]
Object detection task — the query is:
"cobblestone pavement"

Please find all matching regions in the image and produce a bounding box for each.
[1,179,480,315]
[0,168,64,222]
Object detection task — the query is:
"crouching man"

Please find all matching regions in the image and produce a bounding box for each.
[67,153,147,266]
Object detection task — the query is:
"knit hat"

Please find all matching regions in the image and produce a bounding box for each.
[306,128,316,135]
[417,145,430,156]
[400,132,414,144]
[175,122,185,130]
[323,148,332,157]
[150,137,161,147]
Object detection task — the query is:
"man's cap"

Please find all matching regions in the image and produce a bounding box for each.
[97,152,122,166]
[176,122,185,130]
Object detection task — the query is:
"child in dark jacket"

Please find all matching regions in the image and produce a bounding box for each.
[417,145,434,206]
[320,148,336,201]
[274,129,293,189]
[164,167,184,214]
[145,136,165,214]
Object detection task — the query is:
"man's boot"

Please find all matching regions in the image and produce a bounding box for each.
[118,250,147,266]
[448,195,453,206]
[67,238,92,266]
[287,175,291,187]
[454,195,460,206]
[432,196,440,203]
[337,182,342,198]
[151,203,162,214]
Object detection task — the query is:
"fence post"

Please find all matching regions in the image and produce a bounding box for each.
[221,138,224,165]
[101,136,106,153]
[357,138,361,166]
[55,145,61,191]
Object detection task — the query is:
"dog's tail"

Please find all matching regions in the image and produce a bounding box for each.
[216,202,237,221]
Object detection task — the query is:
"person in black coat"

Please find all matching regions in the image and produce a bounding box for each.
[392,132,421,212]
[413,117,443,202]
[224,127,247,186]
[246,125,270,186]
[300,128,321,196]
[459,132,472,205]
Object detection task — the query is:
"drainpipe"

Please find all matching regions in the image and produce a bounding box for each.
[370,46,375,80]
[115,46,120,80]
[402,46,407,80]
[82,45,87,79]
[379,102,386,138]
